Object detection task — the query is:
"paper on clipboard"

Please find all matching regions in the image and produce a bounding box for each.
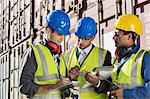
[94,66,113,80]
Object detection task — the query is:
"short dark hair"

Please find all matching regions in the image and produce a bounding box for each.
[131,32,137,41]
[46,26,55,33]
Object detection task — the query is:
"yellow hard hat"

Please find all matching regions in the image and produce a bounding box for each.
[114,14,142,36]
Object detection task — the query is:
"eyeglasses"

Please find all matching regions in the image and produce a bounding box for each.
[114,30,130,37]
[114,31,122,37]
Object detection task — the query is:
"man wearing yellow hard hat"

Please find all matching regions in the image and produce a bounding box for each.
[111,14,150,99]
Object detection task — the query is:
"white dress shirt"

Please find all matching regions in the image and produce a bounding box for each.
[77,44,93,65]
[53,54,59,67]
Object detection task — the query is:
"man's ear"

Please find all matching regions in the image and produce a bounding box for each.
[128,33,132,40]
[128,35,130,39]
[45,27,52,40]
[45,27,51,33]
[91,36,95,41]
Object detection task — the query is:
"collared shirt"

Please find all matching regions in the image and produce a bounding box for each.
[77,44,93,65]
[76,44,113,93]
[19,40,61,98]
[118,45,150,99]
[77,44,93,55]
[53,54,60,67]
[116,45,140,79]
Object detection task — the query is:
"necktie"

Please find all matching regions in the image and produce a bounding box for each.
[78,51,86,65]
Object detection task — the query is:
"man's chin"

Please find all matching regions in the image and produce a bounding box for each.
[56,42,62,45]
[79,46,85,49]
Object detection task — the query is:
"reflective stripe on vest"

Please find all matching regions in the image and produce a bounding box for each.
[31,93,61,99]
[31,43,66,96]
[31,44,59,84]
[33,45,60,82]
[112,48,146,89]
[78,47,107,83]
[78,47,107,76]
[66,47,108,99]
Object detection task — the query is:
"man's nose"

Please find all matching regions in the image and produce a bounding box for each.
[113,35,116,40]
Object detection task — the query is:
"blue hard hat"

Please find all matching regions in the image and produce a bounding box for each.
[75,17,97,38]
[46,10,70,35]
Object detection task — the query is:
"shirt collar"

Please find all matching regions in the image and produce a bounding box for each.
[119,44,140,61]
[125,44,140,57]
[78,44,93,55]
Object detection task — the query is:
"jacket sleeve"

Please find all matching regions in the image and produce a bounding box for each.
[123,52,150,99]
[19,47,40,98]
[103,50,112,66]
[95,50,112,93]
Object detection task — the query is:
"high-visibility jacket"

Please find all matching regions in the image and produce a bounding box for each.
[112,48,146,89]
[66,46,108,99]
[30,43,66,99]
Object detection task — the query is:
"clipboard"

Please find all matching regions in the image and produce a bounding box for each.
[94,66,113,80]
[93,66,119,93]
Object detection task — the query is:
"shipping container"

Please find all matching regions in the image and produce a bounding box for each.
[10,0,31,47]
[1,0,150,99]
[63,13,78,50]
[0,52,10,99]
[10,40,30,99]
[0,0,9,53]
[0,57,3,99]
[137,3,150,50]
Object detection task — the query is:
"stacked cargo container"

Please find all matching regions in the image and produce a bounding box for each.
[0,0,32,98]
[0,0,10,99]
[0,0,150,99]
[9,0,32,98]
[136,0,150,50]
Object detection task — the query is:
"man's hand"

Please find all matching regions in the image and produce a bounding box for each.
[111,85,124,99]
[68,66,80,80]
[36,77,70,94]
[56,77,71,87]
[85,72,100,86]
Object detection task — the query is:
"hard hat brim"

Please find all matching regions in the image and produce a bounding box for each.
[48,23,70,36]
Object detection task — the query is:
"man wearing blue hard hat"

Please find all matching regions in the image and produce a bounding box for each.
[20,10,71,99]
[65,17,112,99]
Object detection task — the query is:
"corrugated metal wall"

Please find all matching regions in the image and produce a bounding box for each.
[0,0,150,99]
[0,0,10,98]
[0,0,32,98]
[136,0,150,49]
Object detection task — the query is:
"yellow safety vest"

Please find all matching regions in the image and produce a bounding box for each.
[31,43,66,96]
[112,48,146,89]
[66,47,108,99]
